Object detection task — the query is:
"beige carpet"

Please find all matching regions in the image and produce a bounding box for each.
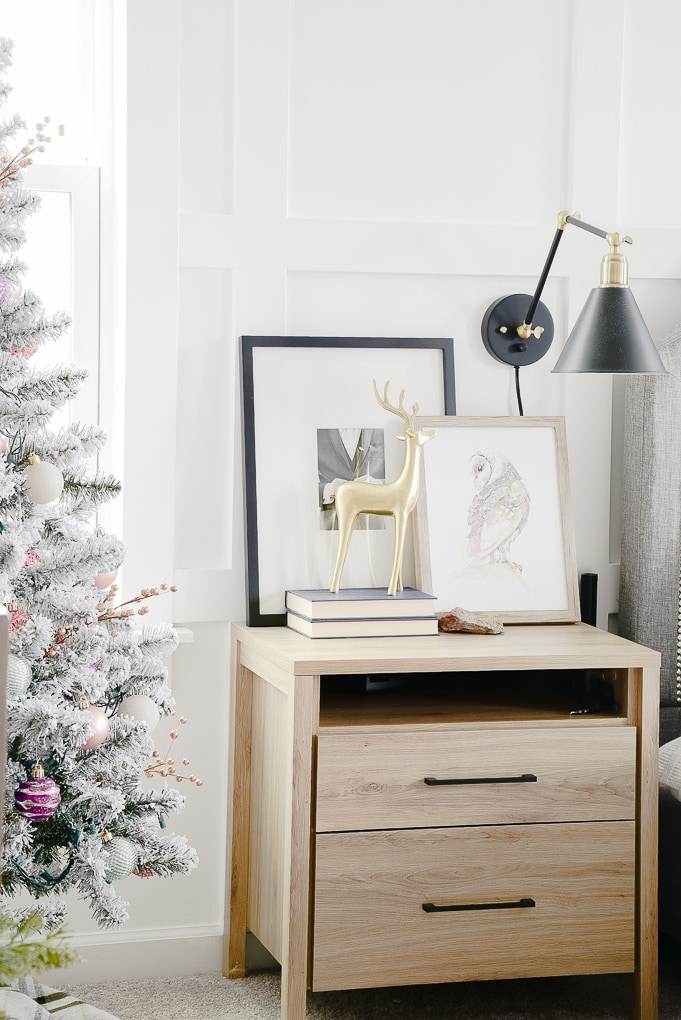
[2,977,119,1018]
[64,951,681,1020]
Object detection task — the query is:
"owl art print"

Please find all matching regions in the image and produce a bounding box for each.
[464,449,531,571]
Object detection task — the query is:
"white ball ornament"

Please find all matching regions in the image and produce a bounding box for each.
[22,455,64,504]
[116,694,160,732]
[7,653,32,698]
[102,833,137,882]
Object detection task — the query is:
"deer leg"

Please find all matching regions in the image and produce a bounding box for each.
[330,511,358,593]
[387,512,407,596]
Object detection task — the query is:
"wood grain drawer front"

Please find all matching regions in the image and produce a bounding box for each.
[315,727,635,831]
[312,822,635,991]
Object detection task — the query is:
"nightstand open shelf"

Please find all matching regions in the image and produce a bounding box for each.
[319,668,629,728]
[224,622,660,1020]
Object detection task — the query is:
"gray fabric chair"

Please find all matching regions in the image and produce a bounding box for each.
[619,325,681,745]
[619,325,681,942]
[660,742,681,942]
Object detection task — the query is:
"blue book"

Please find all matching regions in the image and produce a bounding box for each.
[285,587,436,621]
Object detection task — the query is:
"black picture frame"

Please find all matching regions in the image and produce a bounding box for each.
[240,336,456,626]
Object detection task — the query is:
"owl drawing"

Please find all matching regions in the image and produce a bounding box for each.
[464,449,530,571]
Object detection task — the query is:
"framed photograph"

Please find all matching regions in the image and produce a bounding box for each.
[413,416,579,623]
[241,336,456,626]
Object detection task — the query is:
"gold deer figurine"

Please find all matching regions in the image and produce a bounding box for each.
[329,381,435,596]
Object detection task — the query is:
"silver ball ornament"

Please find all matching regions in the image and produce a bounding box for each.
[7,653,32,698]
[103,836,137,882]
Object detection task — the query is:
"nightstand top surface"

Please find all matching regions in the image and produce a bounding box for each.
[232,622,661,677]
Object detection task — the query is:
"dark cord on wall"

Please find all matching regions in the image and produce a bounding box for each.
[514,365,524,416]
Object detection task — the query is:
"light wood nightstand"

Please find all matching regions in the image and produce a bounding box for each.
[224,622,660,1020]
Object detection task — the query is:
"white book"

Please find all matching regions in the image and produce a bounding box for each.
[286,610,439,639]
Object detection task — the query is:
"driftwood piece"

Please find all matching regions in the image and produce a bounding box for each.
[438,606,504,635]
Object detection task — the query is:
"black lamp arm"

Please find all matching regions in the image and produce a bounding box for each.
[523,224,565,330]
[523,212,621,331]
[564,213,609,240]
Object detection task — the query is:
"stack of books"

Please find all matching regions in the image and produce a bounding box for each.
[285,587,438,638]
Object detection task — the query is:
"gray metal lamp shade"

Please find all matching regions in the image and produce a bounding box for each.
[553,286,667,374]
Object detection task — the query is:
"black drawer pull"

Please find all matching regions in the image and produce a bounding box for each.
[422,897,536,913]
[423,773,537,786]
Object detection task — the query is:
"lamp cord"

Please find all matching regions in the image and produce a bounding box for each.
[514,365,524,416]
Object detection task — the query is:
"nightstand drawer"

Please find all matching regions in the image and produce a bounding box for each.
[312,821,635,991]
[316,727,635,831]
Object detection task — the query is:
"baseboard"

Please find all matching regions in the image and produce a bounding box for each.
[43,926,224,985]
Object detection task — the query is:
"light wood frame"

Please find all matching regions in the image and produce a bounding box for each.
[413,416,580,623]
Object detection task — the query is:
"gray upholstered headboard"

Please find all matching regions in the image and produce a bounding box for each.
[619,327,681,745]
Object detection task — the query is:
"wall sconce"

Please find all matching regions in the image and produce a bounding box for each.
[481,210,667,376]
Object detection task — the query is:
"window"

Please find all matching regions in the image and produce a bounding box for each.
[2,2,110,432]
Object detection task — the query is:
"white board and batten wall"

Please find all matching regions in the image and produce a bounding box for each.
[49,0,681,983]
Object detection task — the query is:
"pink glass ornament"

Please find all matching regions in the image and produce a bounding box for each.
[11,340,37,359]
[15,765,61,820]
[80,704,111,749]
[94,568,118,589]
[9,607,31,631]
[24,550,41,567]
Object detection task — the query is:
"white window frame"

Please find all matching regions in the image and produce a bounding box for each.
[23,163,101,432]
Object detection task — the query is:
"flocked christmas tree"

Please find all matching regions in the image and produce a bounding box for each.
[0,38,198,929]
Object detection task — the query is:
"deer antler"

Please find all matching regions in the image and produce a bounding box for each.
[331,379,434,595]
[372,379,419,430]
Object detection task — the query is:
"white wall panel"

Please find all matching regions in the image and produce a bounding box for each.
[176,268,235,568]
[288,0,571,222]
[620,0,681,227]
[179,0,235,214]
[568,0,625,218]
[119,1,180,613]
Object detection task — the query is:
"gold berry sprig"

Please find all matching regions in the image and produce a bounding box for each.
[41,582,177,658]
[145,714,203,787]
[96,582,178,623]
[0,118,64,197]
[42,624,72,659]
